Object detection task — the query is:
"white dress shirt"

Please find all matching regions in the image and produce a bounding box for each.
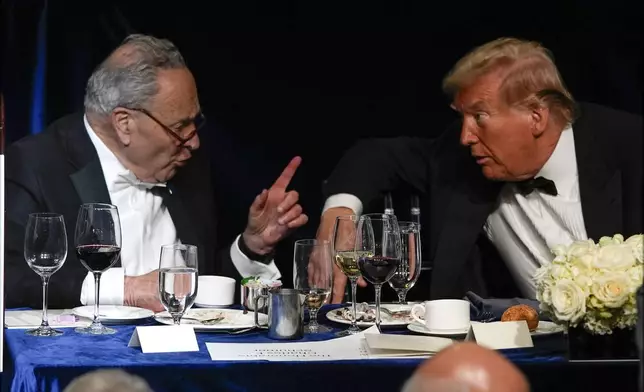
[322,126,587,299]
[80,116,280,306]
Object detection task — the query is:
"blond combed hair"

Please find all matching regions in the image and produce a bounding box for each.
[442,37,577,126]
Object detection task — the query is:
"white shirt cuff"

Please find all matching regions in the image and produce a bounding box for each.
[322,193,363,215]
[80,268,125,305]
[230,235,281,280]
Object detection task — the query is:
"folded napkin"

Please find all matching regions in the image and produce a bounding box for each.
[464,291,550,322]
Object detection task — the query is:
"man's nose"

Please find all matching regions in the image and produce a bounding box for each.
[460,123,478,146]
[184,134,200,151]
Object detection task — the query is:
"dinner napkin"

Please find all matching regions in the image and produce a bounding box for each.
[363,332,453,358]
[464,291,550,322]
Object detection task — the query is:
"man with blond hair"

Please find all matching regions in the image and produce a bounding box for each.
[318,37,642,301]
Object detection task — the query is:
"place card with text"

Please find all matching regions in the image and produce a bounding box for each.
[128,325,199,354]
[465,321,533,350]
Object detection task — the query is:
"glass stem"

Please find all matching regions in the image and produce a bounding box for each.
[397,290,407,304]
[374,284,383,332]
[40,275,50,329]
[173,315,182,325]
[309,307,319,328]
[350,278,359,329]
[93,272,101,325]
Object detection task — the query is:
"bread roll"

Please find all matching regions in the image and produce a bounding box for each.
[501,304,539,332]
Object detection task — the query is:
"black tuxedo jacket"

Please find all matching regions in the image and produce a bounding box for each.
[5,113,240,309]
[324,102,643,299]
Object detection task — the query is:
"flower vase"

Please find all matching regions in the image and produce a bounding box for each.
[567,326,638,361]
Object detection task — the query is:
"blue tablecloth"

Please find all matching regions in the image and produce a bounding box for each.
[3,305,566,392]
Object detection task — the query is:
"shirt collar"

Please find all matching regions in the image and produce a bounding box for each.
[535,125,578,198]
[83,115,166,192]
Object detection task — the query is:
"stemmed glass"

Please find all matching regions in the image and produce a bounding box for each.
[293,239,333,333]
[158,244,199,325]
[23,213,68,336]
[356,213,402,331]
[388,221,422,304]
[74,203,122,335]
[332,215,362,336]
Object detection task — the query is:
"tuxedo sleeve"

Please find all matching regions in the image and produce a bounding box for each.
[322,136,436,209]
[4,146,86,309]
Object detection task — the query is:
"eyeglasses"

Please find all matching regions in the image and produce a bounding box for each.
[129,107,206,147]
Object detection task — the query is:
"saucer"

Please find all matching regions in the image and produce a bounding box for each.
[407,321,475,336]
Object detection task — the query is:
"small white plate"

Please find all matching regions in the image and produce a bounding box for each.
[407,320,564,337]
[193,303,232,309]
[72,305,154,324]
[155,308,267,331]
[325,304,413,328]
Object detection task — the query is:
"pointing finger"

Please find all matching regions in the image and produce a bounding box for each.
[271,156,302,191]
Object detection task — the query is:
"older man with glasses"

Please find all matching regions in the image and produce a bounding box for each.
[4,34,308,311]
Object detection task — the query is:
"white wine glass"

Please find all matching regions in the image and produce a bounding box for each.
[332,215,362,337]
[24,213,68,337]
[293,239,333,333]
[159,244,198,325]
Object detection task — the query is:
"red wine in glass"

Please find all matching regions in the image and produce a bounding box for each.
[357,255,400,284]
[77,245,121,273]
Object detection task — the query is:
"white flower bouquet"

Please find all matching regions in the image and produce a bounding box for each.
[534,234,644,335]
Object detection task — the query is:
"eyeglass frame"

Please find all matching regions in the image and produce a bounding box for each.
[126,107,206,147]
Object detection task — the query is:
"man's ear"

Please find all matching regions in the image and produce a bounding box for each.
[530,106,550,138]
[111,108,134,146]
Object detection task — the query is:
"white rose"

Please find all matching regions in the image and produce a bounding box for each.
[550,264,572,280]
[627,265,644,291]
[593,243,636,270]
[625,234,643,263]
[550,279,587,324]
[551,244,568,258]
[566,240,596,259]
[533,265,549,284]
[590,272,631,308]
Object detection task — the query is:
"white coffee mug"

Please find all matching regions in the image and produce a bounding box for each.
[411,299,471,331]
[195,275,236,306]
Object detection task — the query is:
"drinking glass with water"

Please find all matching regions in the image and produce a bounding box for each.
[388,221,421,303]
[293,239,333,333]
[24,213,68,337]
[159,244,198,325]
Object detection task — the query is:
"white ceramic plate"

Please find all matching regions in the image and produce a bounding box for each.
[155,308,267,331]
[193,303,232,309]
[325,304,413,328]
[407,320,564,337]
[72,305,154,324]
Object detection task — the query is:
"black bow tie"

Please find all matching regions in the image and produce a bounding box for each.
[515,177,558,196]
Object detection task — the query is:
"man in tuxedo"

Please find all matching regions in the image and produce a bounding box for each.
[5,34,308,311]
[317,37,642,302]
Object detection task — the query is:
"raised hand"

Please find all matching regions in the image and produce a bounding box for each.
[243,157,309,255]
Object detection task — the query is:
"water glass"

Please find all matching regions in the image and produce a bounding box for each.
[293,239,333,333]
[388,221,422,303]
[159,244,198,325]
[24,213,68,336]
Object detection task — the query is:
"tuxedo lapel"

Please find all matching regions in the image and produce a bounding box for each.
[573,105,623,241]
[61,114,111,206]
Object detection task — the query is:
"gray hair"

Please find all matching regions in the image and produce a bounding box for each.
[84,34,186,116]
[64,369,153,392]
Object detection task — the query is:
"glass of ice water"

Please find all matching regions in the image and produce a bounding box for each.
[24,213,68,336]
[388,221,422,303]
[158,244,198,325]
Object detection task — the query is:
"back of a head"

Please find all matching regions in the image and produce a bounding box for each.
[84,34,187,117]
[63,369,153,392]
[443,37,576,127]
[402,342,530,392]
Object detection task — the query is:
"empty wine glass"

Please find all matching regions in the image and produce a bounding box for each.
[159,244,198,325]
[388,221,422,303]
[293,239,333,333]
[75,203,122,335]
[356,213,402,331]
[332,215,362,336]
[24,213,68,336]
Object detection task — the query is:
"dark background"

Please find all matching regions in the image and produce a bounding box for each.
[2,1,642,301]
